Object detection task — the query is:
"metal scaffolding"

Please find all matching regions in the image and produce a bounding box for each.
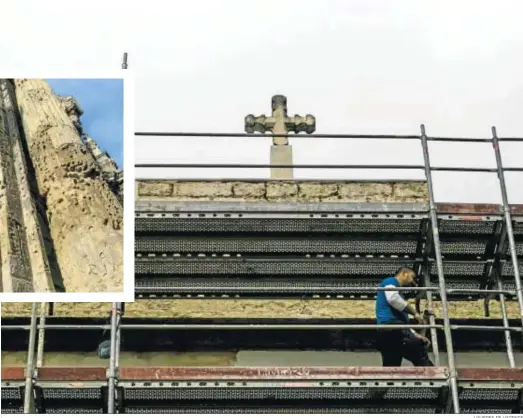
[134,122,523,414]
[2,52,523,414]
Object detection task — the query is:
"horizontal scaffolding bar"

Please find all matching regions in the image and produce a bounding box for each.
[135,132,420,139]
[135,178,428,183]
[134,286,517,295]
[497,137,523,142]
[135,163,427,169]
[135,131,523,142]
[3,323,523,332]
[427,137,492,143]
[2,324,443,331]
[450,325,523,332]
[135,163,522,172]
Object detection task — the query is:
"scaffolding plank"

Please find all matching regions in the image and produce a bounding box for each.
[3,365,523,382]
[136,236,419,256]
[124,406,438,414]
[119,366,448,380]
[135,217,424,234]
[136,236,490,258]
[134,276,483,300]
[457,368,523,381]
[437,203,503,215]
[135,257,416,277]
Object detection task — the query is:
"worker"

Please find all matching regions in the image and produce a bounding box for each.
[375,267,434,367]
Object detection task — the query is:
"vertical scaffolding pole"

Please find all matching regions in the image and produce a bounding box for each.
[497,273,516,367]
[36,302,47,368]
[107,303,120,414]
[420,125,460,413]
[418,221,440,365]
[423,268,440,365]
[23,303,38,414]
[491,224,516,367]
[107,302,122,414]
[115,302,123,413]
[491,127,523,336]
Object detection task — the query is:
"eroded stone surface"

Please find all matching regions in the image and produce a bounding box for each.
[136,180,428,203]
[0,79,123,292]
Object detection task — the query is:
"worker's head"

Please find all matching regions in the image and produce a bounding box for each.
[394,267,417,287]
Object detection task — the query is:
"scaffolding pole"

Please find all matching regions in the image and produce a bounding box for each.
[422,227,440,365]
[491,127,523,345]
[420,124,460,413]
[491,221,517,367]
[23,303,38,414]
[36,302,47,368]
[497,274,516,367]
[114,302,123,413]
[107,303,120,414]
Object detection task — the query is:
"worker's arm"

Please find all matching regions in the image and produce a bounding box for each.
[411,329,431,346]
[384,285,423,322]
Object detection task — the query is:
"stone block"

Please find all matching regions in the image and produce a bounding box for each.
[338,183,393,199]
[137,182,172,197]
[393,182,428,199]
[266,182,298,200]
[233,182,266,198]
[298,183,338,199]
[174,182,234,198]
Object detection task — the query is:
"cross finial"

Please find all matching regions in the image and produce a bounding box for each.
[244,95,315,179]
[245,95,316,144]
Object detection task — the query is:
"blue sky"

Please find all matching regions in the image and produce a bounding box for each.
[46,78,123,168]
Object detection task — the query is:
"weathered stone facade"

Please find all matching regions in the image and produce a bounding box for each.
[136,180,428,202]
[0,79,123,292]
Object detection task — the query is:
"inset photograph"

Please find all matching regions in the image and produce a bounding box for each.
[0,78,124,294]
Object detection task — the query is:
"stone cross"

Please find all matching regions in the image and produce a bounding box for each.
[245,95,316,179]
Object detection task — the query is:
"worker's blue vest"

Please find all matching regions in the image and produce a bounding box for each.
[375,276,408,324]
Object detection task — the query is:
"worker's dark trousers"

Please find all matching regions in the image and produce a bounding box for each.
[376,329,434,367]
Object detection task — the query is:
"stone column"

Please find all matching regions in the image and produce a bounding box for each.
[0,80,59,292]
[13,79,123,292]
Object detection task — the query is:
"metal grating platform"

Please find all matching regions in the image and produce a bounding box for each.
[135,216,424,234]
[135,257,418,277]
[135,202,523,300]
[43,408,104,414]
[136,236,419,256]
[134,277,484,300]
[122,385,442,401]
[33,385,107,414]
[124,406,438,414]
[136,236,492,257]
[4,367,522,414]
[1,385,23,414]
